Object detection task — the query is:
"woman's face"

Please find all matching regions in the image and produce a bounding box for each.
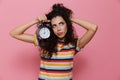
[51,16,67,39]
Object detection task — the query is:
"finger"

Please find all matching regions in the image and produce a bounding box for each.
[46,20,51,22]
[37,17,41,21]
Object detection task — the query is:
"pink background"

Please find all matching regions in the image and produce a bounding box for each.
[0,0,120,80]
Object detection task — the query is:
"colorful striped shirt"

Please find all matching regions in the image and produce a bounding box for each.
[34,35,82,80]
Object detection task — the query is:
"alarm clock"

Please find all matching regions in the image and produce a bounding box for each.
[36,22,51,39]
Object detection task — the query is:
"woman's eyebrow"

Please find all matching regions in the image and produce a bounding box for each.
[59,21,64,24]
[52,21,64,26]
[52,24,56,26]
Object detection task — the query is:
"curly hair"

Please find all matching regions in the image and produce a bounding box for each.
[37,3,78,59]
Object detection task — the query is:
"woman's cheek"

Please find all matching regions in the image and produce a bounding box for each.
[53,29,57,35]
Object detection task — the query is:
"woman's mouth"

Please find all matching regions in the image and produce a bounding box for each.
[57,32,63,36]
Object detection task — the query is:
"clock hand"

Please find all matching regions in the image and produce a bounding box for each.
[44,28,45,34]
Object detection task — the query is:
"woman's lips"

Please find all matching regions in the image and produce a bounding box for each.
[57,32,63,35]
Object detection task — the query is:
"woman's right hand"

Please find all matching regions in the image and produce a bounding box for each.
[36,14,48,23]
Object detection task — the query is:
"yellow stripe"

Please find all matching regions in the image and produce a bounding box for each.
[57,43,73,48]
[52,52,74,57]
[33,34,37,46]
[41,62,73,66]
[39,72,72,78]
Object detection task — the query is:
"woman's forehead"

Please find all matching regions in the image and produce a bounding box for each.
[51,16,65,24]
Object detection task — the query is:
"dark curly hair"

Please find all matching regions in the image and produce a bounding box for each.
[37,3,78,59]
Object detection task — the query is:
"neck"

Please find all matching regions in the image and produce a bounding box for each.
[58,38,65,42]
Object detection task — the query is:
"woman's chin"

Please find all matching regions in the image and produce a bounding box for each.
[58,36,64,39]
[58,36,65,41]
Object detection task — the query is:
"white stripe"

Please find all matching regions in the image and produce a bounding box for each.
[40,64,73,70]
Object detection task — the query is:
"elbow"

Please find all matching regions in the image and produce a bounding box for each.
[91,24,98,32]
[95,25,98,31]
[9,31,14,37]
[9,30,16,38]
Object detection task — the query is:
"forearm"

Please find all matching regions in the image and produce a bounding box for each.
[71,18,98,31]
[10,19,39,36]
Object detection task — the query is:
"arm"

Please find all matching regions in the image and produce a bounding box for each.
[10,15,47,44]
[10,19,39,44]
[71,18,98,50]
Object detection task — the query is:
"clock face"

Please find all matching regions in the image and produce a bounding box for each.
[39,27,50,39]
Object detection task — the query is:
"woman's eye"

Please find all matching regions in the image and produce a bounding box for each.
[59,22,64,25]
[52,25,56,28]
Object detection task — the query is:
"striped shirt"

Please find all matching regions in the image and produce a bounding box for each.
[34,35,82,80]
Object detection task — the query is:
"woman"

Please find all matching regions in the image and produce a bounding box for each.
[10,3,98,80]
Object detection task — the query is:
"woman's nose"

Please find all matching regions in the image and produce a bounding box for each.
[56,26,61,31]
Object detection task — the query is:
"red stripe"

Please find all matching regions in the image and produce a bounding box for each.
[40,69,72,73]
[41,58,73,62]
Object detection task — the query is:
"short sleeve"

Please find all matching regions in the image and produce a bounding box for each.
[75,39,83,53]
[33,34,39,46]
